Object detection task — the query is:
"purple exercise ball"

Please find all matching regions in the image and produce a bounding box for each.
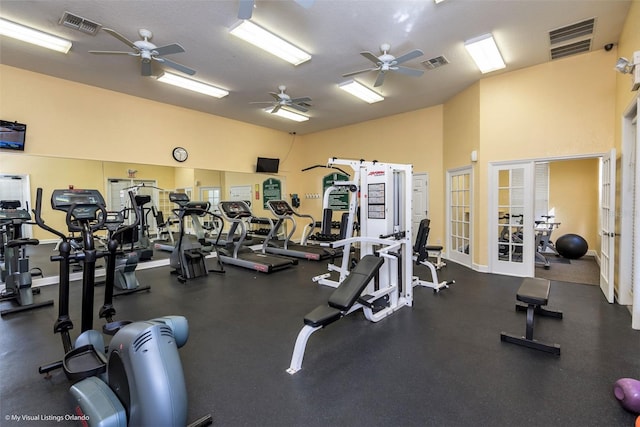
[614,378,640,413]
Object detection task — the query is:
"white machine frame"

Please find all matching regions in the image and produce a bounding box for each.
[288,158,415,374]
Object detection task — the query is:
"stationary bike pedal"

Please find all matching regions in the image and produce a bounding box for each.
[103,320,132,336]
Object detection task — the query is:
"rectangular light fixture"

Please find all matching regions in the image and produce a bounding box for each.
[156,72,229,98]
[229,20,311,66]
[0,18,72,53]
[264,107,309,122]
[464,33,506,74]
[338,80,384,104]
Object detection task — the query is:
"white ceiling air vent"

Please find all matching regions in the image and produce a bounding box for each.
[550,39,592,60]
[422,55,449,70]
[59,11,102,35]
[548,18,595,60]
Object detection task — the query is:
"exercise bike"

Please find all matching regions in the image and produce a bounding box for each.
[34,187,211,427]
[0,200,53,316]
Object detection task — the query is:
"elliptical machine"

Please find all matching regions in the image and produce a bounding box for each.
[34,187,211,427]
[169,192,224,283]
[0,200,53,316]
[102,210,150,296]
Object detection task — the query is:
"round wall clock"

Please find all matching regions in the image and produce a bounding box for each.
[172,147,188,162]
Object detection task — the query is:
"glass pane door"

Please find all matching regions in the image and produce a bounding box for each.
[490,162,534,277]
[448,168,472,266]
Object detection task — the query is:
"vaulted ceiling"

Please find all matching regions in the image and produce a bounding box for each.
[0,1,632,134]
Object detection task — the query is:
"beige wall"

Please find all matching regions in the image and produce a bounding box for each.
[289,106,445,243]
[548,159,599,251]
[472,49,616,267]
[0,65,292,173]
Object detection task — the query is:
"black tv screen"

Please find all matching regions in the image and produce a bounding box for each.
[256,157,279,173]
[0,120,26,151]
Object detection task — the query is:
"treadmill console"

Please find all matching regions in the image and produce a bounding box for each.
[0,200,31,221]
[267,200,294,217]
[169,192,190,207]
[51,189,106,220]
[219,201,252,219]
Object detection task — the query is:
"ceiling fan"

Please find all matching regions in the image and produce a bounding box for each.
[89,28,196,77]
[238,0,314,20]
[250,85,312,114]
[342,43,425,87]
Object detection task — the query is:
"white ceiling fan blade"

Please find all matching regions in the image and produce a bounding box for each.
[249,101,276,105]
[269,92,282,100]
[342,67,377,78]
[393,66,424,77]
[238,0,255,19]
[141,61,152,77]
[271,104,282,114]
[360,51,381,65]
[288,103,309,113]
[290,97,311,103]
[102,28,138,50]
[294,0,314,9]
[156,57,196,76]
[154,43,186,56]
[393,49,424,65]
[89,50,136,55]
[374,71,386,87]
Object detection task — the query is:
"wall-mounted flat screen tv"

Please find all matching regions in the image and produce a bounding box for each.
[0,120,26,151]
[256,157,280,173]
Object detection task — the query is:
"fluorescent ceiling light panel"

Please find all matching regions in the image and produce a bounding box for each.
[464,33,506,73]
[229,20,311,66]
[0,18,72,53]
[264,107,309,122]
[338,80,384,104]
[157,72,229,98]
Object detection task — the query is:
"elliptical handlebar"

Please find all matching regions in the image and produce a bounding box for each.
[33,187,66,241]
[109,191,141,242]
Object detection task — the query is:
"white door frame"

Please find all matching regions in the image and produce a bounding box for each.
[619,95,640,329]
[446,166,473,268]
[411,172,429,236]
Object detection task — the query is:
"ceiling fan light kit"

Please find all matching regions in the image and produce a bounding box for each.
[0,18,72,53]
[338,80,384,103]
[229,20,311,66]
[265,107,309,122]
[464,33,506,74]
[157,72,229,98]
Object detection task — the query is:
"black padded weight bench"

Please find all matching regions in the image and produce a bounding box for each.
[500,277,562,355]
[287,255,385,374]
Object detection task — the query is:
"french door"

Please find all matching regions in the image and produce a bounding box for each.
[447,167,472,267]
[489,162,534,277]
[599,149,616,303]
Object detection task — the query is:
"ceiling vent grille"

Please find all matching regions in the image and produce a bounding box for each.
[549,18,595,45]
[59,11,102,35]
[548,18,595,60]
[550,39,592,60]
[422,55,449,70]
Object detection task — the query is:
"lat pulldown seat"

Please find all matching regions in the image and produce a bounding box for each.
[287,255,385,374]
[500,277,562,355]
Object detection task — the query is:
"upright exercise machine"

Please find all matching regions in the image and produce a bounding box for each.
[287,158,416,374]
[218,200,297,273]
[0,200,53,316]
[33,187,211,427]
[169,192,224,282]
[263,199,340,261]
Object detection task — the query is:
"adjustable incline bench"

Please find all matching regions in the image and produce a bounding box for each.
[287,254,385,374]
[500,277,563,355]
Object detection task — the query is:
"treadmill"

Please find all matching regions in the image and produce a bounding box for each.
[263,200,341,261]
[217,201,297,273]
